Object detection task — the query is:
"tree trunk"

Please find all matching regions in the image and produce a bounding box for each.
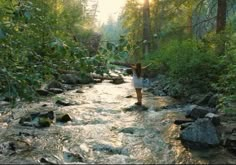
[216,0,227,55]
[216,0,227,33]
[143,0,151,56]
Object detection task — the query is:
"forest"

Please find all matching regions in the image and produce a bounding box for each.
[0,0,236,164]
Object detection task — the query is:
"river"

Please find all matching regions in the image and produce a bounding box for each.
[0,75,235,164]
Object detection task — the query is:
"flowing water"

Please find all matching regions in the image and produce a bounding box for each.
[0,76,235,164]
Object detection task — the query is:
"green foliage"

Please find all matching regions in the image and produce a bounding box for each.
[147,39,220,96]
[0,0,105,102]
[213,32,236,113]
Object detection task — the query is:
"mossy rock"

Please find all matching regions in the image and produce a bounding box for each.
[38,117,52,128]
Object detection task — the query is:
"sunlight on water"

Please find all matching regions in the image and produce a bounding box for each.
[0,76,232,164]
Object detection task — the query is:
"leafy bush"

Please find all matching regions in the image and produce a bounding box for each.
[214,34,236,113]
[146,39,220,96]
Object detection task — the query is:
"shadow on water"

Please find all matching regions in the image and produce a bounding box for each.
[0,76,235,164]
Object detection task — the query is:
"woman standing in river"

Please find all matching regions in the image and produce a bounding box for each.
[130,63,151,106]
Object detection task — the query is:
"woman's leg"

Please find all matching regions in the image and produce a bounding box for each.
[135,88,142,105]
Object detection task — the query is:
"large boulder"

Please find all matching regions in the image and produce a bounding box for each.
[180,118,220,148]
[185,105,217,120]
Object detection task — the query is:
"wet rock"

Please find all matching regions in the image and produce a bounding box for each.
[38,117,52,127]
[63,151,84,162]
[161,103,184,110]
[56,113,72,123]
[33,111,55,120]
[0,142,15,155]
[180,122,192,130]
[180,118,220,148]
[119,127,136,134]
[48,88,64,94]
[123,105,148,112]
[19,111,55,128]
[0,140,31,156]
[111,77,125,84]
[185,105,217,120]
[19,116,32,126]
[55,100,72,106]
[39,157,57,164]
[205,113,221,126]
[174,119,194,125]
[224,133,236,155]
[36,89,53,96]
[76,89,84,93]
[92,143,128,155]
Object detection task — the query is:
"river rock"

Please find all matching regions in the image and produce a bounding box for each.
[180,118,220,148]
[180,122,193,130]
[92,143,128,155]
[185,105,217,120]
[111,77,125,84]
[38,117,52,127]
[46,80,64,90]
[36,89,53,96]
[63,151,84,162]
[174,119,194,125]
[55,100,72,106]
[0,141,15,155]
[19,111,55,128]
[39,157,57,164]
[56,113,72,123]
[224,133,236,155]
[205,113,221,126]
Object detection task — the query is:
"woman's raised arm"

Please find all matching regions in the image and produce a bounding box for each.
[142,63,152,69]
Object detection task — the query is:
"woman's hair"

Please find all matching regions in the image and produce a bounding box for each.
[135,63,142,78]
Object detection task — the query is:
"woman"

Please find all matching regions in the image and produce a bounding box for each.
[130,63,151,106]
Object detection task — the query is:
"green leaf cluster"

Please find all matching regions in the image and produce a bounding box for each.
[0,0,105,102]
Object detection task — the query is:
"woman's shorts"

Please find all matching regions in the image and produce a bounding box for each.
[132,77,143,88]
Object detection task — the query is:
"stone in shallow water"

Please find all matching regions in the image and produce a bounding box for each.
[123,105,148,112]
[56,113,72,123]
[55,100,72,106]
[63,151,84,163]
[38,117,52,127]
[92,143,128,156]
[180,118,220,148]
